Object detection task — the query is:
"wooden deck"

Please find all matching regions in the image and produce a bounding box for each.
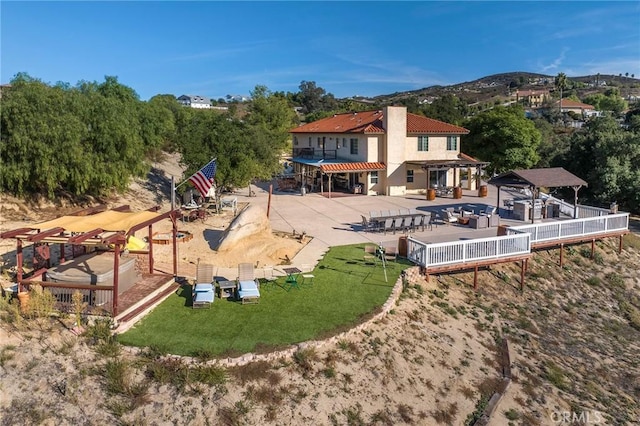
[115,273,176,317]
[406,213,630,289]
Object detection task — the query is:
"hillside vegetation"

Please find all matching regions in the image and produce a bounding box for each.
[1,232,638,425]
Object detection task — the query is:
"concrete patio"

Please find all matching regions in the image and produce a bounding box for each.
[235,181,539,269]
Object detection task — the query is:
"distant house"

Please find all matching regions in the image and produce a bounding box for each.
[515,89,550,107]
[555,99,597,117]
[177,95,212,109]
[289,106,488,196]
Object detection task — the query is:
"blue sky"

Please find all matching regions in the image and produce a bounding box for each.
[2,1,639,101]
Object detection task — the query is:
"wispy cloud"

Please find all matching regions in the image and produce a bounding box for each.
[539,48,569,73]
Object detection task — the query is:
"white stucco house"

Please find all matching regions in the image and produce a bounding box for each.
[289,106,488,196]
[177,94,212,109]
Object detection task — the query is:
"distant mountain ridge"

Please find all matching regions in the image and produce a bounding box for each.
[365,71,639,104]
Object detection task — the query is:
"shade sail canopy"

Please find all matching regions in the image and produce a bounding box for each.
[488,167,588,188]
[33,210,161,234]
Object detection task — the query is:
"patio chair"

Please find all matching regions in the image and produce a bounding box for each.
[383,218,395,234]
[236,263,260,304]
[443,210,460,225]
[301,264,315,287]
[361,215,378,233]
[364,244,378,266]
[192,261,215,309]
[397,217,411,234]
[262,265,278,287]
[415,213,433,231]
[383,246,397,262]
[480,206,497,215]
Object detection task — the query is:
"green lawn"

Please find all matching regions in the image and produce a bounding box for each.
[118,244,409,357]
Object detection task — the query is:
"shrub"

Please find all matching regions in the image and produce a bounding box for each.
[71,291,87,326]
[432,402,457,425]
[545,361,569,391]
[606,272,626,289]
[27,285,56,319]
[620,301,640,330]
[293,347,318,376]
[504,408,520,420]
[586,276,601,287]
[229,360,273,385]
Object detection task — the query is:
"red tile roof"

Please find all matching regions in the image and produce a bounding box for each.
[319,162,386,173]
[406,113,469,134]
[291,110,468,135]
[555,99,595,109]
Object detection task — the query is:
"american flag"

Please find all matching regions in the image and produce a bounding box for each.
[188,159,217,198]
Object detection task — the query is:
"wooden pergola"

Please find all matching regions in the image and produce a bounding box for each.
[407,153,490,195]
[488,167,588,223]
[0,204,181,316]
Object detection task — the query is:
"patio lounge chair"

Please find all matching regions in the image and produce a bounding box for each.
[443,210,460,224]
[237,263,260,304]
[193,261,215,309]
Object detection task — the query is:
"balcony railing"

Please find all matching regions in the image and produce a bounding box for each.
[292,148,337,160]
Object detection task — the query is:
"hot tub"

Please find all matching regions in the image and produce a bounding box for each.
[45,252,139,298]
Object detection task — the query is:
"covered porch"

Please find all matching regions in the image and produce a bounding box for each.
[290,158,386,198]
[407,153,490,201]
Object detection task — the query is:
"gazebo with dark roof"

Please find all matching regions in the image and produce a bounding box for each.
[488,167,588,222]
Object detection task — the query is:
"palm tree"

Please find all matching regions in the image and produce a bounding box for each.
[555,72,568,113]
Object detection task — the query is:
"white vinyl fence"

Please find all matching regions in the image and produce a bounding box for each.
[406,233,531,269]
[507,213,629,244]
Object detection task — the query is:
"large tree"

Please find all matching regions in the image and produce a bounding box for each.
[562,117,640,213]
[0,74,150,198]
[177,85,298,191]
[462,106,541,175]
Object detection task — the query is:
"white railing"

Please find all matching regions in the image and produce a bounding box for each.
[406,234,531,269]
[546,196,612,218]
[507,213,629,244]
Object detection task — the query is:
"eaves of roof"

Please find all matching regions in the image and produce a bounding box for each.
[319,162,386,173]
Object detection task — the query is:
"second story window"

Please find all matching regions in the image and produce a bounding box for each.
[350,138,358,155]
[418,136,429,151]
[407,169,414,183]
[294,136,298,146]
[447,136,458,151]
[308,137,312,147]
[317,137,322,148]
